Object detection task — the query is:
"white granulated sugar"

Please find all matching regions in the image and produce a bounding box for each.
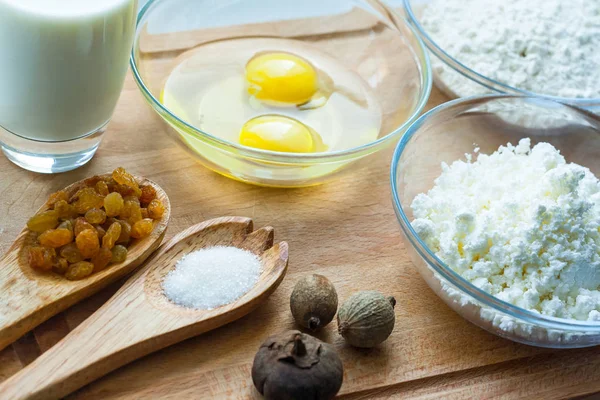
[162,246,262,310]
[411,138,600,322]
[421,0,600,98]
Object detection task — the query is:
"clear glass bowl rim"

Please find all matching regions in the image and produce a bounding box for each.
[130,0,433,164]
[390,94,600,332]
[402,0,600,106]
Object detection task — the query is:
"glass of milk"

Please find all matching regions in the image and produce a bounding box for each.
[0,0,137,173]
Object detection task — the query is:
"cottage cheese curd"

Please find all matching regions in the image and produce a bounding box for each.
[411,139,600,322]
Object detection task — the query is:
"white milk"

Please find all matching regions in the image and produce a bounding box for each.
[0,0,137,142]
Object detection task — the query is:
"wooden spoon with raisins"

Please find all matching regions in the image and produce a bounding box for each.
[0,168,170,352]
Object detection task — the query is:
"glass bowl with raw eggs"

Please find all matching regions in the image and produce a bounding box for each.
[131,0,432,187]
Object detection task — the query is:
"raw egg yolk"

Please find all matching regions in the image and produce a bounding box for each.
[246,52,318,105]
[239,115,316,153]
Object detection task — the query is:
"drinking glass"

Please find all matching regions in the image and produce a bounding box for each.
[0,0,138,173]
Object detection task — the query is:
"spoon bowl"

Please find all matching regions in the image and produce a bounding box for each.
[0,216,288,400]
[0,173,170,351]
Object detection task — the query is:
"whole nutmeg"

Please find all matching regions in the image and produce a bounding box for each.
[337,291,396,348]
[290,274,338,331]
[252,330,343,400]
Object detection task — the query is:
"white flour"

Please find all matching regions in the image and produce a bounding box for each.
[421,0,600,99]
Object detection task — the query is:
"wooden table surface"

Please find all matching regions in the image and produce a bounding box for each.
[2,73,600,399]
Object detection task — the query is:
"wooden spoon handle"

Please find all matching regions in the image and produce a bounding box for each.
[0,278,159,400]
[0,271,271,399]
[0,250,54,352]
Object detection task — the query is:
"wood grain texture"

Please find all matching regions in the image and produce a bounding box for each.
[0,175,170,353]
[0,217,288,400]
[0,77,599,399]
[139,7,381,54]
[0,20,599,400]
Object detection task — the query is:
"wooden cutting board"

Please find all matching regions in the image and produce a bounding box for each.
[2,17,600,400]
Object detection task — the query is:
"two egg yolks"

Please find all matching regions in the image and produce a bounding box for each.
[241,52,321,153]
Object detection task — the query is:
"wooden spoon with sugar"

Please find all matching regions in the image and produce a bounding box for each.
[0,216,288,400]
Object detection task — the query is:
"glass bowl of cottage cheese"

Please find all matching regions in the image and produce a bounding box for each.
[399,0,600,113]
[391,95,600,348]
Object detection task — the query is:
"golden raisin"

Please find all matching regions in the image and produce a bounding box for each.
[115,183,136,197]
[102,222,122,249]
[47,190,68,206]
[65,261,94,280]
[38,228,73,248]
[57,220,73,233]
[72,188,104,214]
[76,229,100,258]
[124,195,140,206]
[28,246,55,271]
[60,243,83,263]
[104,192,124,217]
[96,181,109,196]
[53,257,69,275]
[112,167,141,197]
[119,201,132,220]
[91,248,112,273]
[25,169,156,281]
[74,217,95,237]
[121,200,142,225]
[28,247,44,269]
[147,199,165,219]
[139,185,157,205]
[83,175,104,187]
[95,225,106,240]
[103,177,117,192]
[85,208,106,225]
[131,219,153,239]
[54,200,78,220]
[27,210,59,233]
[47,190,68,208]
[116,220,131,244]
[111,245,128,263]
[103,217,117,229]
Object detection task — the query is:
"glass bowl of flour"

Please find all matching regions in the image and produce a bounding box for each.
[391,95,600,348]
[400,0,600,113]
